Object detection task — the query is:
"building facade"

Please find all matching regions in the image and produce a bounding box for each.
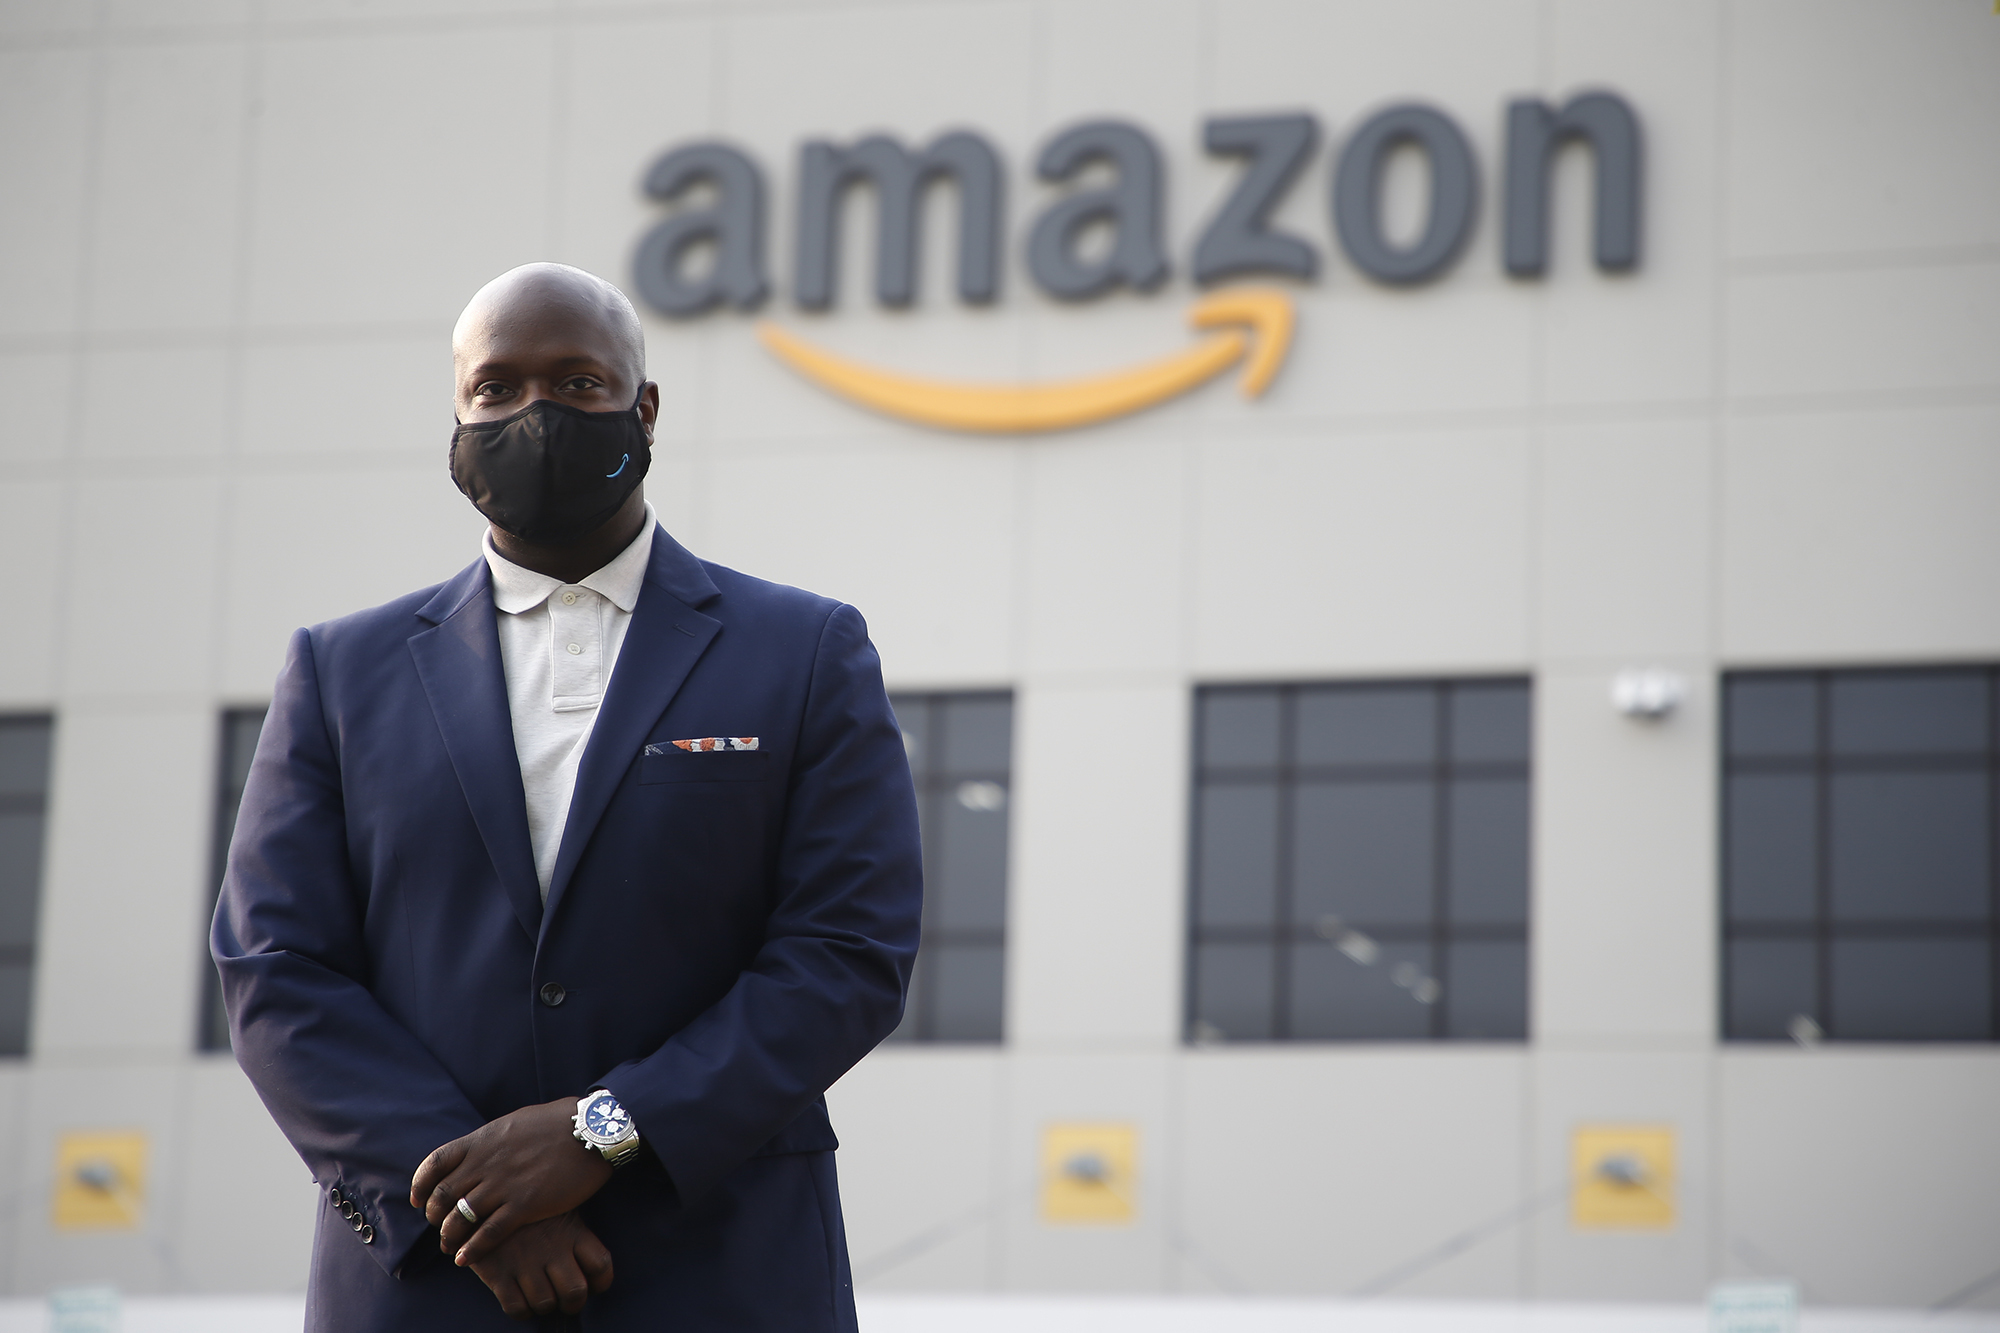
[0,0,1996,1310]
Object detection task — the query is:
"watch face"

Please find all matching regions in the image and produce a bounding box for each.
[584,1096,631,1140]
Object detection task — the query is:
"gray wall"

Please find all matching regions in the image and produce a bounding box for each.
[0,0,1995,1306]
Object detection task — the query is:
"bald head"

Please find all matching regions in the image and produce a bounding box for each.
[452,263,648,416]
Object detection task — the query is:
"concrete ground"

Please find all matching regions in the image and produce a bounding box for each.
[2,1294,1996,1333]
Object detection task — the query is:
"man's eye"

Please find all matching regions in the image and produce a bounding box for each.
[475,383,512,398]
[562,377,602,392]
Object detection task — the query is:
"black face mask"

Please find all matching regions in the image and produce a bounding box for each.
[449,392,651,545]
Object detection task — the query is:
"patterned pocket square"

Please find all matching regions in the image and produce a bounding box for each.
[647,736,759,754]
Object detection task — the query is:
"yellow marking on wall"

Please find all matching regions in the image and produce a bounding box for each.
[53,1130,148,1230]
[1571,1125,1675,1229]
[1040,1122,1138,1225]
[757,288,1295,434]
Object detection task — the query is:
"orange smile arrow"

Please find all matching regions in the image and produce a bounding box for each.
[755,287,1294,434]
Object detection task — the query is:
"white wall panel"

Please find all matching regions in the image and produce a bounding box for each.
[217,467,485,699]
[1272,283,1538,421]
[551,14,715,314]
[0,0,96,37]
[827,1049,1006,1292]
[996,1052,1172,1292]
[1719,405,2000,663]
[720,3,1036,222]
[263,0,555,25]
[0,48,94,339]
[0,481,66,706]
[0,352,76,466]
[101,0,254,24]
[4,1064,188,1292]
[246,30,556,328]
[75,346,233,462]
[1726,0,2000,259]
[1727,263,2000,402]
[1719,1051,2000,1310]
[236,334,452,460]
[701,440,1020,686]
[1537,418,1713,662]
[1533,668,1715,1043]
[1022,434,1187,676]
[33,708,213,1056]
[166,1061,316,1293]
[1539,0,1721,408]
[86,41,247,335]
[1008,683,1186,1046]
[1528,1052,1712,1302]
[0,1069,26,1300]
[1191,428,1533,676]
[60,478,223,700]
[1210,0,1539,132]
[1177,1048,1528,1298]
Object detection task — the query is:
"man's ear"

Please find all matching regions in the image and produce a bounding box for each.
[638,381,660,443]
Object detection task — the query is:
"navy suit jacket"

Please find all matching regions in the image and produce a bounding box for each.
[212,525,922,1332]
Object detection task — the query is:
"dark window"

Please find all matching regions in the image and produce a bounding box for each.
[1187,680,1532,1043]
[884,692,1011,1043]
[1722,667,1997,1042]
[0,715,54,1057]
[199,707,267,1053]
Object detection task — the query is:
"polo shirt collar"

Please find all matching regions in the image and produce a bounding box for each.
[482,503,659,616]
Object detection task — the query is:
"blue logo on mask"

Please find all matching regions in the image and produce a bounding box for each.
[605,454,629,479]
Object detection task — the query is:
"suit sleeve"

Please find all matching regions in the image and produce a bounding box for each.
[212,627,485,1277]
[596,603,924,1202]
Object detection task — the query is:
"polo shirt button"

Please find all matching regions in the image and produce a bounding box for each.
[566,642,582,655]
[561,592,577,605]
[539,982,566,1007]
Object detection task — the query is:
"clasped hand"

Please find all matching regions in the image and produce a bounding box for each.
[410,1096,617,1319]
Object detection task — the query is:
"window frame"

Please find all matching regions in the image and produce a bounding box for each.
[1184,677,1533,1045]
[885,688,1013,1045]
[0,713,55,1059]
[1720,664,2000,1043]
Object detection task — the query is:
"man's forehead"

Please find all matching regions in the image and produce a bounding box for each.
[456,345,617,375]
[455,307,627,361]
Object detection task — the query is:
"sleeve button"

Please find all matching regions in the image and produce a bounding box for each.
[361,1225,375,1244]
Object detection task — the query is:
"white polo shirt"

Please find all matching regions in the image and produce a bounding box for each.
[482,506,657,900]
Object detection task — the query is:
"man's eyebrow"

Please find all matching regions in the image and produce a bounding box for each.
[460,352,616,381]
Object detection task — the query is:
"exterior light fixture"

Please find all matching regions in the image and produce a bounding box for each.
[1611,667,1686,720]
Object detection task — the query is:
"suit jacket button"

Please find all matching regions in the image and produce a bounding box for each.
[538,982,566,1007]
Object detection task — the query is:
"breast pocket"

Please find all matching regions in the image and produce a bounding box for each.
[638,748,769,785]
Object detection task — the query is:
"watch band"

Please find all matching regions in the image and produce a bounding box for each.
[596,1133,643,1169]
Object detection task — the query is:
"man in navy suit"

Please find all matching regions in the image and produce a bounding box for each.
[213,263,922,1329]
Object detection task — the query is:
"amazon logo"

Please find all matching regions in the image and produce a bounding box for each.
[633,94,1642,433]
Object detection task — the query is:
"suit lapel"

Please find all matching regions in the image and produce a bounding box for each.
[408,561,544,943]
[541,528,722,938]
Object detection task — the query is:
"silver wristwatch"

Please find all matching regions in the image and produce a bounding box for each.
[572,1089,642,1169]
